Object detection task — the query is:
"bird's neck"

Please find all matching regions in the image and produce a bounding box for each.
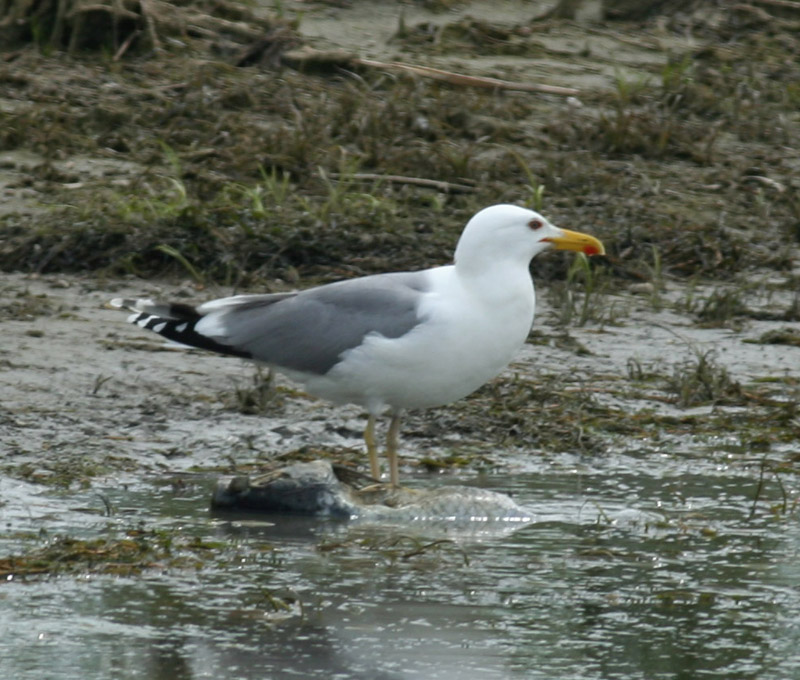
[455,260,535,310]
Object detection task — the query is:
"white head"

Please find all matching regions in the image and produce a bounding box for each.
[454,204,604,274]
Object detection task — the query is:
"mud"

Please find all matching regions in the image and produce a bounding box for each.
[2,267,798,489]
[1,0,799,550]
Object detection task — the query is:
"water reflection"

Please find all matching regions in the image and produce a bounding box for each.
[2,449,799,679]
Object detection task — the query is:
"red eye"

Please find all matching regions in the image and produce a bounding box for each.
[528,219,543,230]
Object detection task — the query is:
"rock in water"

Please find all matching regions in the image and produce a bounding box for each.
[211,460,534,530]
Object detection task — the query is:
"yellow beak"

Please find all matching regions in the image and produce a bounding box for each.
[545,229,605,256]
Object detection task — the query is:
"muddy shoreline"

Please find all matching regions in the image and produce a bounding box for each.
[2,6,800,678]
[2,266,798,489]
[2,0,800,551]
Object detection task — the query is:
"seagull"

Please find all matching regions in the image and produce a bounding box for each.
[111,204,604,485]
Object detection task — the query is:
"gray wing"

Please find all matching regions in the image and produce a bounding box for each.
[196,271,431,374]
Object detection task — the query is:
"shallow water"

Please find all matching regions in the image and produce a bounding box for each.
[2,446,799,680]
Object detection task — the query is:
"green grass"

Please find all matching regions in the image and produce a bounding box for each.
[0,10,798,290]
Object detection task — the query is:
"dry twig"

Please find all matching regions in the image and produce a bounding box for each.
[355,58,580,96]
[328,172,476,194]
[283,47,580,96]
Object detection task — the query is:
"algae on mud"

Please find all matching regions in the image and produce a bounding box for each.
[0,1,798,287]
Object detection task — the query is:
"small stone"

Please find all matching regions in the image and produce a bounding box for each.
[629,282,655,295]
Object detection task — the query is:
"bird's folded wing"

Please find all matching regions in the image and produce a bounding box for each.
[197,271,430,375]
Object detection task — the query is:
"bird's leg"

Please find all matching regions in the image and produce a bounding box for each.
[386,413,402,487]
[364,414,381,480]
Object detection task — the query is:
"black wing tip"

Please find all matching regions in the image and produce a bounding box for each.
[129,312,251,359]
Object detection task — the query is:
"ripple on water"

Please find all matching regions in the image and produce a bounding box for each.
[2,446,799,680]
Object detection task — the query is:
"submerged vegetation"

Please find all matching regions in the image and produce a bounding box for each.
[0,530,220,579]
